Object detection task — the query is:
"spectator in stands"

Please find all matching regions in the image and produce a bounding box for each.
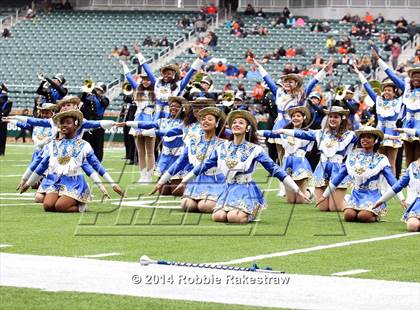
[407,21,419,47]
[391,42,402,69]
[63,0,73,10]
[312,54,324,68]
[246,65,261,79]
[276,13,287,28]
[194,15,207,33]
[322,21,331,33]
[364,12,374,24]
[352,14,361,24]
[119,45,130,57]
[294,17,305,28]
[237,66,248,79]
[286,46,296,58]
[244,4,255,15]
[414,47,420,64]
[26,8,36,19]
[340,13,351,24]
[262,53,271,64]
[350,25,361,37]
[311,22,322,33]
[180,15,191,28]
[326,36,337,54]
[272,46,286,59]
[258,26,269,36]
[338,44,348,55]
[206,31,218,50]
[110,46,119,57]
[283,63,299,74]
[255,8,266,19]
[301,65,318,77]
[395,16,408,27]
[158,36,169,47]
[395,22,407,34]
[214,61,227,73]
[203,2,217,17]
[2,28,11,39]
[224,16,233,29]
[283,7,291,19]
[295,46,305,56]
[226,64,239,77]
[143,36,154,47]
[286,15,295,29]
[253,81,265,103]
[375,13,384,24]
[356,55,372,74]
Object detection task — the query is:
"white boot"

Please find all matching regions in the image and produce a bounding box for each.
[78,203,88,213]
[137,168,147,183]
[277,182,285,197]
[144,169,153,182]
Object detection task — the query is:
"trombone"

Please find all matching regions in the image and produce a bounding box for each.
[81,78,95,93]
[121,81,134,96]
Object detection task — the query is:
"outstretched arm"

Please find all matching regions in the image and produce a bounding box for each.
[252,58,278,95]
[353,65,377,102]
[372,48,405,91]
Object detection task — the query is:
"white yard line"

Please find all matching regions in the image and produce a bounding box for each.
[0,203,38,207]
[0,253,418,310]
[0,174,25,178]
[80,253,122,258]
[213,232,420,265]
[332,269,370,276]
[0,244,13,248]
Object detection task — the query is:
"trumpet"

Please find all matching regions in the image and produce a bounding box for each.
[121,81,134,96]
[38,72,47,81]
[81,78,95,93]
[334,85,346,101]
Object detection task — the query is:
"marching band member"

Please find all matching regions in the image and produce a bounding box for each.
[374,128,419,231]
[80,83,110,162]
[258,106,313,203]
[251,58,331,196]
[353,65,403,175]
[119,65,157,182]
[35,73,68,105]
[121,45,207,120]
[151,107,226,213]
[116,96,186,195]
[274,106,357,212]
[373,49,420,166]
[0,82,12,156]
[175,110,308,223]
[319,126,406,223]
[19,109,123,212]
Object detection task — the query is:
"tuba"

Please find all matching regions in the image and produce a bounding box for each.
[334,85,347,101]
[121,81,134,96]
[81,78,95,93]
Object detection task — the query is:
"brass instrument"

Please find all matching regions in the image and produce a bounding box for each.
[81,78,95,93]
[221,91,234,107]
[121,81,134,96]
[38,72,50,89]
[334,85,346,101]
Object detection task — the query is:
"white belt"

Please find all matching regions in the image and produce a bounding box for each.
[162,145,183,156]
[285,149,306,158]
[378,120,396,128]
[204,167,219,176]
[320,154,344,163]
[227,173,253,184]
[353,181,379,190]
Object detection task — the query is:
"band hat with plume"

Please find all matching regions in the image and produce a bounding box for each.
[227,110,258,132]
[52,109,84,130]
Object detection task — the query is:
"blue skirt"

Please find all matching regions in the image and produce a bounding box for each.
[155,154,183,178]
[55,175,92,203]
[401,198,420,222]
[344,188,387,218]
[184,173,225,201]
[402,118,420,142]
[282,156,312,181]
[214,181,265,221]
[378,122,402,148]
[37,173,58,194]
[131,111,154,135]
[313,161,350,188]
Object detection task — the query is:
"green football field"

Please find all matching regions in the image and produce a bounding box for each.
[0,143,419,309]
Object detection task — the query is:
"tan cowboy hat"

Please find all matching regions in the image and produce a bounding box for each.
[227,110,258,132]
[197,107,226,123]
[56,95,81,110]
[280,74,303,88]
[38,102,57,111]
[191,97,216,106]
[407,65,420,78]
[325,106,350,116]
[287,106,312,124]
[160,64,181,79]
[168,96,188,105]
[355,126,384,140]
[52,109,84,130]
[381,78,397,91]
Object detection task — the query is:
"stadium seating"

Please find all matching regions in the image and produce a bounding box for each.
[0,10,197,111]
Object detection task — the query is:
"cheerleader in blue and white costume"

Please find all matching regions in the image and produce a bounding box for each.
[274,106,357,212]
[19,109,124,212]
[174,110,308,223]
[353,65,404,175]
[373,49,420,166]
[116,96,186,195]
[127,45,207,120]
[151,107,227,213]
[319,126,406,222]
[374,128,420,231]
[258,106,314,204]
